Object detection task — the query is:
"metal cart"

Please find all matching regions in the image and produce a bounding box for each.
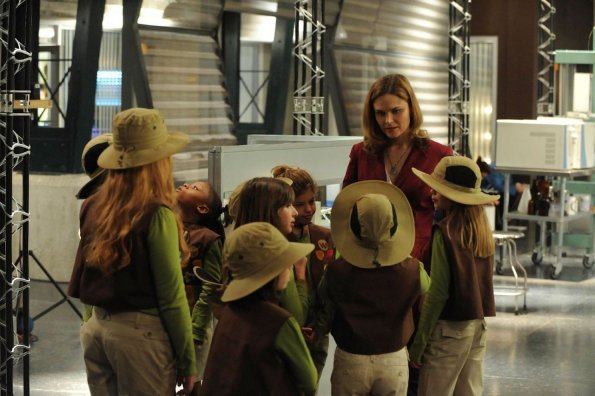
[497,167,595,279]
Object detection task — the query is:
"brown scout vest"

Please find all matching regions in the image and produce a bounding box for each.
[436,222,496,321]
[67,195,163,311]
[182,224,221,312]
[199,299,302,396]
[306,223,334,291]
[327,257,422,355]
[288,223,334,324]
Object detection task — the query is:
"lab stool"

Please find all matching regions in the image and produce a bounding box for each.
[493,231,528,315]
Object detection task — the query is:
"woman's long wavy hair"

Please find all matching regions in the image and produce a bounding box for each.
[234,177,295,231]
[443,203,494,258]
[84,157,189,273]
[362,74,429,154]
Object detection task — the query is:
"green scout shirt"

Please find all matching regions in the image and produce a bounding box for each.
[409,229,450,364]
[144,207,197,376]
[275,316,318,392]
[191,238,223,342]
[280,271,309,326]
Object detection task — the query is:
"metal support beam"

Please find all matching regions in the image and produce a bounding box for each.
[122,0,153,109]
[537,0,556,116]
[324,25,349,136]
[222,11,240,126]
[293,0,326,135]
[265,17,295,134]
[64,0,105,173]
[448,0,471,157]
[1,0,33,394]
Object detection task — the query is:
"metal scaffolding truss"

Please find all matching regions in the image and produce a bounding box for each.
[293,0,325,135]
[537,0,556,116]
[448,0,471,157]
[1,0,33,395]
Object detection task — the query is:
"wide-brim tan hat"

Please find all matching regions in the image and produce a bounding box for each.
[76,134,112,199]
[331,180,414,268]
[98,108,188,169]
[412,156,499,206]
[222,222,314,302]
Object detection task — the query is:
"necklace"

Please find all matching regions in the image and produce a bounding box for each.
[385,146,411,176]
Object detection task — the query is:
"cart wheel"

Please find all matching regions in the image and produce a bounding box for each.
[550,269,559,280]
[532,251,543,265]
[582,256,594,269]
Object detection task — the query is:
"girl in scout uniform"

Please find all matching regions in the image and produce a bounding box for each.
[234,176,309,325]
[271,164,334,379]
[68,108,196,395]
[199,222,317,395]
[410,156,499,396]
[176,180,225,390]
[316,180,430,396]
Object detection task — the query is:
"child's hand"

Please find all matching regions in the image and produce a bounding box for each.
[301,326,317,344]
[293,256,308,281]
[176,375,196,395]
[409,360,422,369]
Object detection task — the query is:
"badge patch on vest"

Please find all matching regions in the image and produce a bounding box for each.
[315,250,325,261]
[318,239,328,251]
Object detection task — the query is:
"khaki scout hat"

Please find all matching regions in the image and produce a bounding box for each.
[98,108,188,169]
[76,133,112,199]
[331,180,414,268]
[221,222,314,302]
[412,156,500,206]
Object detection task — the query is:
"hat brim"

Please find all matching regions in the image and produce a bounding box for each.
[76,170,106,199]
[412,168,500,205]
[221,241,314,302]
[97,132,189,170]
[331,180,414,268]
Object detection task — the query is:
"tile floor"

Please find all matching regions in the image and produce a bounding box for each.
[9,238,595,395]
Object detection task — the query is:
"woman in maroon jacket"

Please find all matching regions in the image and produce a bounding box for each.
[342,74,453,269]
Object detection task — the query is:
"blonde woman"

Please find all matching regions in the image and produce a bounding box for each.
[68,108,196,395]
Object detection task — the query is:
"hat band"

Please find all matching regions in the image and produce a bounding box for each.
[436,177,479,194]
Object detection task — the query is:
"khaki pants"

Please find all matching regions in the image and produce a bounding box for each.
[80,307,176,396]
[418,319,487,396]
[331,346,409,396]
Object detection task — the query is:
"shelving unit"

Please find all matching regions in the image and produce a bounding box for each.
[496,167,595,279]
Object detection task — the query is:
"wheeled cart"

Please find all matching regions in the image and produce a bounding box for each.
[497,167,595,279]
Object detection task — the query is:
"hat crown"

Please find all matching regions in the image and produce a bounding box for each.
[411,156,499,206]
[432,156,481,193]
[81,134,111,177]
[112,108,168,150]
[353,194,394,247]
[224,222,289,279]
[331,180,414,269]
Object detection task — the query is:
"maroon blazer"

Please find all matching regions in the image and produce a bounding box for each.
[342,140,453,270]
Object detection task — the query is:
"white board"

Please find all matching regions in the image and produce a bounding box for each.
[208,138,362,198]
